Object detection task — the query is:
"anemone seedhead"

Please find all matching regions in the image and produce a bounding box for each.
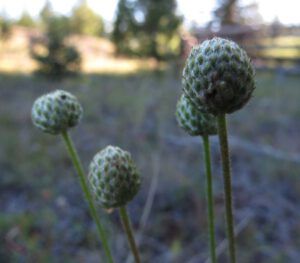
[88,146,141,209]
[176,94,217,136]
[31,90,83,135]
[182,37,255,115]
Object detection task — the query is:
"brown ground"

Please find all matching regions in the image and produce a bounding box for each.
[0,26,161,74]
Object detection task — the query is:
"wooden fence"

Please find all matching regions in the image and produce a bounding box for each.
[190,25,300,70]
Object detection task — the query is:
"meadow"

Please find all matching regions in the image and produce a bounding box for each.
[1,69,300,262]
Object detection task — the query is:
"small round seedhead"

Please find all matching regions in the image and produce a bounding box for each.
[182,37,255,115]
[176,94,217,136]
[31,90,83,135]
[88,146,141,209]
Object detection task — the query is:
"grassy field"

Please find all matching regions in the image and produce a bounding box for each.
[1,69,300,262]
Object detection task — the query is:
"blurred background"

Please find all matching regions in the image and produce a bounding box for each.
[1,0,300,262]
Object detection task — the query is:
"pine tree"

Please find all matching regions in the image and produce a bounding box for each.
[0,15,12,40]
[31,16,81,79]
[17,11,36,28]
[112,0,135,54]
[112,0,182,60]
[70,0,104,36]
[214,0,238,26]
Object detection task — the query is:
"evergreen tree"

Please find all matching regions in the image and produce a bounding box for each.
[112,0,182,60]
[31,15,81,79]
[40,0,54,25]
[70,0,104,36]
[0,15,12,40]
[214,0,238,26]
[214,0,262,27]
[17,11,36,28]
[112,0,135,54]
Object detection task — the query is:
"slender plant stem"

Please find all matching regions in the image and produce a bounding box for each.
[217,114,236,263]
[119,206,141,263]
[202,135,217,263]
[61,131,114,263]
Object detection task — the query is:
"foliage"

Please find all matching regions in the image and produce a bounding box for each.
[17,12,36,28]
[0,16,12,40]
[111,0,135,55]
[69,0,104,36]
[39,0,54,27]
[213,0,262,26]
[31,16,81,79]
[214,0,238,25]
[112,0,182,60]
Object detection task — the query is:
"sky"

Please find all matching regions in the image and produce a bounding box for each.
[0,0,299,26]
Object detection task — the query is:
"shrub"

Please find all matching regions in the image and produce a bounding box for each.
[31,16,81,79]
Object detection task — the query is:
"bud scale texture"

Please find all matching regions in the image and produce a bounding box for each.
[176,94,217,136]
[32,90,83,134]
[182,37,255,114]
[88,146,141,209]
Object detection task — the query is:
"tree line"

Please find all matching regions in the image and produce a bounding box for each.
[0,0,183,78]
[0,0,104,37]
[1,0,257,78]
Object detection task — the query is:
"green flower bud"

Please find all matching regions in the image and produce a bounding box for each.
[88,146,141,209]
[176,94,217,136]
[31,90,83,135]
[182,37,255,115]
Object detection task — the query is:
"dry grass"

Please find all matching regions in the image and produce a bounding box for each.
[0,26,164,74]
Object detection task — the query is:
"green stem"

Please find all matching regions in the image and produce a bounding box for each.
[202,135,217,263]
[217,115,236,263]
[119,206,141,263]
[61,131,114,263]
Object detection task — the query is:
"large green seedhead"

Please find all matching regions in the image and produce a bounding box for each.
[182,37,255,115]
[32,90,83,134]
[88,146,141,209]
[176,94,217,136]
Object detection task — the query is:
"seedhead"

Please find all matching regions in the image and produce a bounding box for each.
[32,90,83,134]
[182,37,255,115]
[89,146,141,209]
[176,94,217,136]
